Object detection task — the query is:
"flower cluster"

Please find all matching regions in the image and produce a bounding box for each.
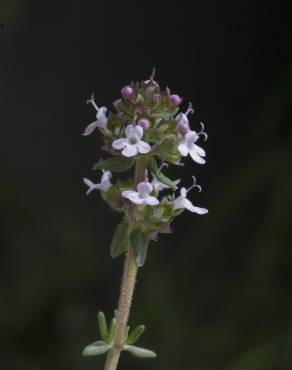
[82,71,208,261]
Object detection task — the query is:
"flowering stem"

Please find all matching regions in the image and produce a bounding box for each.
[103,157,146,370]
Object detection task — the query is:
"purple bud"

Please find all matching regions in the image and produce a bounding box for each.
[176,114,190,135]
[153,93,161,100]
[149,229,158,241]
[137,118,150,130]
[170,94,182,106]
[121,86,134,99]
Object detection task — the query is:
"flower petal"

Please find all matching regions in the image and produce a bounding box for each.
[83,121,98,136]
[182,198,198,212]
[83,177,95,187]
[173,195,185,210]
[178,142,188,157]
[125,124,135,138]
[122,144,138,157]
[189,147,206,164]
[144,195,159,206]
[137,181,153,195]
[191,206,208,215]
[185,131,198,145]
[137,140,151,154]
[112,138,127,150]
[192,143,206,157]
[122,190,143,204]
[135,125,143,139]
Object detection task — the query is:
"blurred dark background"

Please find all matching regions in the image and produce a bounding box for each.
[1,0,292,369]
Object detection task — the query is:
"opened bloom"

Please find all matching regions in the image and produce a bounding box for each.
[83,171,112,195]
[112,124,151,157]
[178,130,206,164]
[174,178,208,214]
[83,95,108,136]
[122,181,159,206]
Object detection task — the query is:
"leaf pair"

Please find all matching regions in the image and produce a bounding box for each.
[93,156,135,173]
[111,221,150,267]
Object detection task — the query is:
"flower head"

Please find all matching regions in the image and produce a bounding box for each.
[174,177,208,214]
[83,94,108,136]
[178,130,206,164]
[121,86,134,99]
[170,94,182,106]
[112,124,151,157]
[83,170,112,195]
[137,118,150,130]
[122,180,159,206]
[175,102,193,135]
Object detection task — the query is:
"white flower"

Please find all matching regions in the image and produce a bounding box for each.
[83,95,108,136]
[83,171,112,195]
[178,130,206,164]
[174,177,208,214]
[112,124,151,157]
[122,181,159,206]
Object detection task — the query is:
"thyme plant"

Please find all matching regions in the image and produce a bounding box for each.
[82,70,208,370]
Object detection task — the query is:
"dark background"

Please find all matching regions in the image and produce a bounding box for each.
[1,1,292,369]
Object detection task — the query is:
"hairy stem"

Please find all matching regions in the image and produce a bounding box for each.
[103,156,146,370]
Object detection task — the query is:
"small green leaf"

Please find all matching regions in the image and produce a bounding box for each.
[123,345,157,358]
[110,220,130,258]
[98,311,108,341]
[107,318,117,343]
[130,229,150,267]
[149,157,177,191]
[127,325,145,345]
[93,157,135,173]
[83,340,111,356]
[124,326,130,342]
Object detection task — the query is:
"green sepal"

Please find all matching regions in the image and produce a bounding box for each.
[82,340,111,356]
[93,157,135,173]
[126,325,145,345]
[110,220,130,258]
[97,311,108,341]
[107,318,117,343]
[123,345,157,358]
[149,157,177,190]
[130,228,150,267]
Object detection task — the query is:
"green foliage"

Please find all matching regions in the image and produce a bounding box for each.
[126,325,145,345]
[123,344,157,358]
[130,228,150,267]
[93,156,135,172]
[110,220,130,258]
[82,340,111,356]
[97,311,108,341]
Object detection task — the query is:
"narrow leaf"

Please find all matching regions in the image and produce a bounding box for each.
[149,157,177,190]
[93,157,135,173]
[98,311,108,341]
[110,220,130,258]
[107,318,117,343]
[124,326,130,342]
[130,229,150,267]
[82,340,110,357]
[127,325,145,345]
[123,345,157,358]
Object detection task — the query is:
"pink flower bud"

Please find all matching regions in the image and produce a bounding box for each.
[121,86,134,99]
[137,118,150,130]
[176,113,190,135]
[153,93,161,100]
[170,94,182,106]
